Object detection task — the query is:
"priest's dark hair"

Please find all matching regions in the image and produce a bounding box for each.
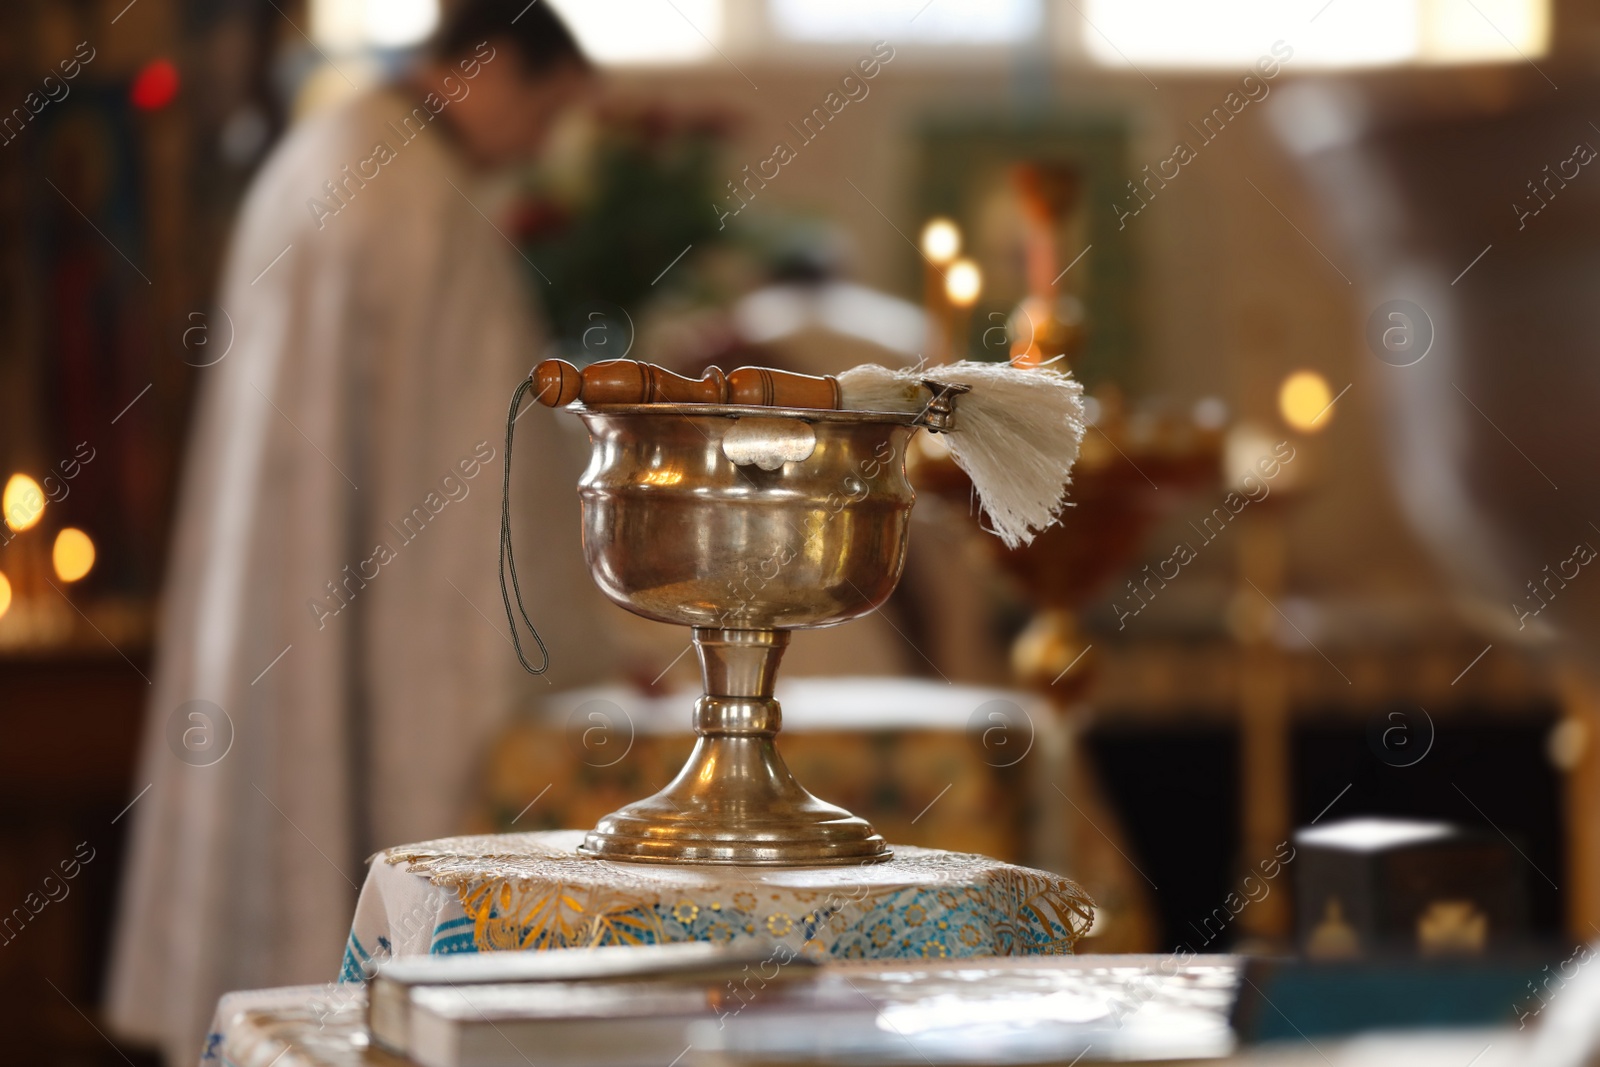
[431,0,591,75]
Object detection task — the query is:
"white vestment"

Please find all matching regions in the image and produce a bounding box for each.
[106,88,617,1064]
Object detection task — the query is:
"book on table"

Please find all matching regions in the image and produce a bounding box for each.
[369,950,1239,1067]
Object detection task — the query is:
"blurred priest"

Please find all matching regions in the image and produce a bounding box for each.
[106,4,613,1062]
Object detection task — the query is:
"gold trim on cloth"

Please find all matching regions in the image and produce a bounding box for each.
[378,831,1093,958]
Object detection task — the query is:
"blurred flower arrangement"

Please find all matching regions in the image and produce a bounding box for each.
[509,103,738,360]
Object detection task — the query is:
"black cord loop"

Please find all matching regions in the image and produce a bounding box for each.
[499,375,550,675]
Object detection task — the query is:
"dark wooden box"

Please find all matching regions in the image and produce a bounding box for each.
[1293,818,1527,957]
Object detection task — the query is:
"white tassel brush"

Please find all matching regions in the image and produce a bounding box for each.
[531,356,1085,548]
[837,361,1085,549]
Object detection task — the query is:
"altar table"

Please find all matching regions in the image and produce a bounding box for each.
[209,955,1239,1067]
[341,830,1094,981]
[203,957,1536,1067]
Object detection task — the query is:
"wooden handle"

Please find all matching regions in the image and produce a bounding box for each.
[532,358,842,410]
[726,366,841,410]
[533,359,729,406]
[533,358,584,406]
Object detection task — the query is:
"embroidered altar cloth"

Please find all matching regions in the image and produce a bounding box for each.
[342,830,1092,979]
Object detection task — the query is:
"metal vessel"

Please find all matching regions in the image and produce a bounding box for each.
[570,399,950,865]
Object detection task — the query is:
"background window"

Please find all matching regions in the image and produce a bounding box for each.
[545,0,722,65]
[1079,0,1549,68]
[311,0,439,51]
[769,0,1042,44]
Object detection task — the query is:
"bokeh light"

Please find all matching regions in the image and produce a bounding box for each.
[3,474,44,532]
[0,571,9,622]
[53,528,96,583]
[945,259,982,307]
[920,218,961,265]
[1278,370,1335,432]
[130,59,180,111]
